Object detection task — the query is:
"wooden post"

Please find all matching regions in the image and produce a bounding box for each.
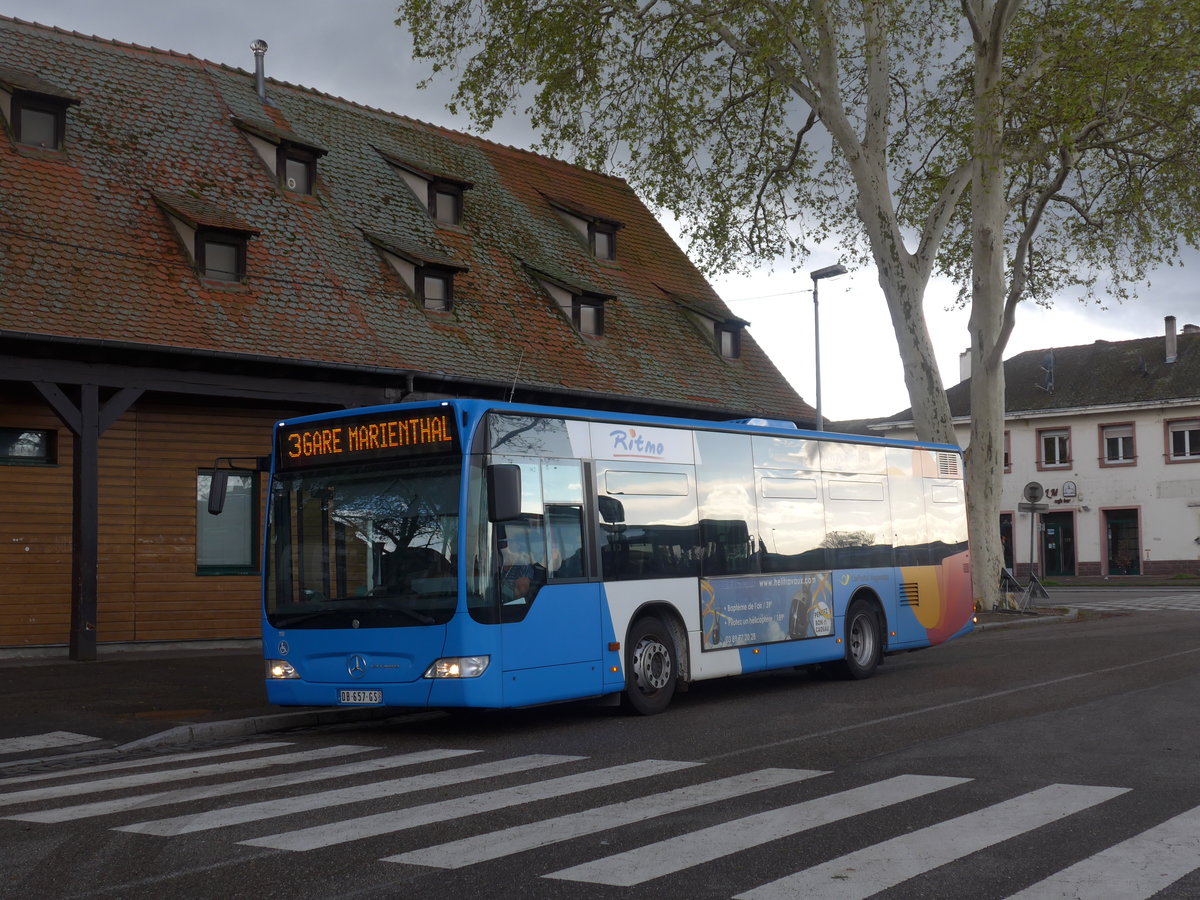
[34,383,142,660]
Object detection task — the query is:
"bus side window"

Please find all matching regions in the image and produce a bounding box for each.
[547,504,585,579]
[542,460,586,581]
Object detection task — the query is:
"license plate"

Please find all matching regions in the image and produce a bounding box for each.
[338,689,383,705]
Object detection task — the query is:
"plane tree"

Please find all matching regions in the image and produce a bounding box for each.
[396,0,1200,606]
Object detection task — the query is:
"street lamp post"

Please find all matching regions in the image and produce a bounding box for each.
[809,263,848,429]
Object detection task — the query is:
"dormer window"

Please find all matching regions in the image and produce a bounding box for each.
[279,143,317,194]
[365,231,468,314]
[429,179,463,226]
[546,195,623,261]
[233,117,326,196]
[716,323,741,359]
[196,228,247,282]
[575,294,605,335]
[418,266,454,311]
[380,152,472,227]
[13,93,66,148]
[533,270,611,337]
[0,69,80,151]
[590,221,617,261]
[154,192,259,285]
[673,294,747,360]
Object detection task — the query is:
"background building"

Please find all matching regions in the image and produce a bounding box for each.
[0,17,810,655]
[878,317,1200,579]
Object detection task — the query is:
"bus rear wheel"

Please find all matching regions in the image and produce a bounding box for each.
[834,600,881,680]
[624,616,677,715]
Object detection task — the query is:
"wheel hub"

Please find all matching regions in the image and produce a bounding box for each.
[632,637,671,691]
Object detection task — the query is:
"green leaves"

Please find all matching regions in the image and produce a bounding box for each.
[396,0,1200,295]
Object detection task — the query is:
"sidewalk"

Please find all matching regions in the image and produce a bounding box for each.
[0,642,393,763]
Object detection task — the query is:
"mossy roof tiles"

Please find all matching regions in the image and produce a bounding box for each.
[0,15,812,422]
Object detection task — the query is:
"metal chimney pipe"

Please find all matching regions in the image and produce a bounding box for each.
[251,39,269,104]
[1166,315,1178,364]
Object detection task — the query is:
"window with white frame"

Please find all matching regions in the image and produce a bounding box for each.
[1168,419,1200,461]
[1101,424,1135,465]
[1003,430,1011,472]
[1039,428,1070,468]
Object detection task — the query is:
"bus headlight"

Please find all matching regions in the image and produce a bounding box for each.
[265,659,300,679]
[423,656,490,679]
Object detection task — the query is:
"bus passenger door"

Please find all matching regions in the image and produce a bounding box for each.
[496,459,604,704]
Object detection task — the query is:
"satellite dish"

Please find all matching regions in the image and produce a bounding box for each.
[1023,481,1044,503]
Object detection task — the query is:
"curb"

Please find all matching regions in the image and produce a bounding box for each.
[972,608,1080,632]
[117,706,440,752]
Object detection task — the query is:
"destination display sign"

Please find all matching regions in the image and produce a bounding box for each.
[277,408,457,469]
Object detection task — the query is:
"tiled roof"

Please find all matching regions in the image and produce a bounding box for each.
[0,15,813,423]
[885,326,1200,422]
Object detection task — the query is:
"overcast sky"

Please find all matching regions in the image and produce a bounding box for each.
[7,1,1193,421]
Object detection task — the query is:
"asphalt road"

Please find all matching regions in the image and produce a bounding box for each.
[4,604,1200,899]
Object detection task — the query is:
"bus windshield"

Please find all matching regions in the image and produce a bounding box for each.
[266,460,460,629]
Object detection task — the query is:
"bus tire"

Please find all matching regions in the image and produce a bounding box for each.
[624,616,677,715]
[834,600,881,680]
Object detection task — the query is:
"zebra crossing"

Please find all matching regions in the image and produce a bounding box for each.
[1062,591,1200,613]
[3,739,1199,898]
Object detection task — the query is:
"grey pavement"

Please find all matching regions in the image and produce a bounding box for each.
[0,642,397,768]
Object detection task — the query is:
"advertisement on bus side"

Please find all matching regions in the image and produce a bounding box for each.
[700,572,834,650]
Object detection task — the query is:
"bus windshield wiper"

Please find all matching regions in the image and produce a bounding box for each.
[275,606,435,627]
[272,611,344,627]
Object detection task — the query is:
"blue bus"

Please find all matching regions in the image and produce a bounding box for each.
[253,400,972,714]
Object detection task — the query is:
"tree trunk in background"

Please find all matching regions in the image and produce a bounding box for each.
[965,1,1011,611]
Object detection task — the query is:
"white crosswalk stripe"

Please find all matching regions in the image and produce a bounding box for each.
[117,753,585,837]
[1006,803,1200,900]
[7,741,1200,898]
[240,758,699,852]
[383,767,823,869]
[0,744,372,807]
[1065,593,1200,612]
[0,741,294,788]
[734,783,1130,900]
[8,748,478,823]
[0,731,102,755]
[547,774,970,887]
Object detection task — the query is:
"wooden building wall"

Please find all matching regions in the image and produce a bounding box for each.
[1,391,311,647]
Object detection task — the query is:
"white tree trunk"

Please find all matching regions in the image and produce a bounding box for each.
[965,0,1012,611]
[873,261,956,446]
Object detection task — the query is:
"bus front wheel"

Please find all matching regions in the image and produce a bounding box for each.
[835,600,881,680]
[624,616,677,715]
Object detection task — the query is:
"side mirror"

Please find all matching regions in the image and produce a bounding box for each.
[207,469,229,516]
[487,464,522,522]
